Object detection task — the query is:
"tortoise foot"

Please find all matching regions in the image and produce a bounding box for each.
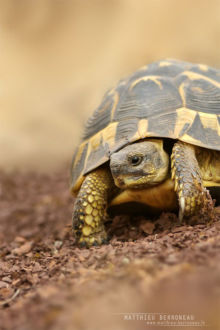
[77,229,109,248]
[171,141,215,221]
[72,167,114,247]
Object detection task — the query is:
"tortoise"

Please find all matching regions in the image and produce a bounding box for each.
[71,59,220,247]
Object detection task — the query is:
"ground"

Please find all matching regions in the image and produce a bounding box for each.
[0,169,220,330]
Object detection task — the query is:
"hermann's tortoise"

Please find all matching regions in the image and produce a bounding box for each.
[71,59,220,247]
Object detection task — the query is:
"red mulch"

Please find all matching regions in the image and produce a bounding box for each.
[0,169,220,330]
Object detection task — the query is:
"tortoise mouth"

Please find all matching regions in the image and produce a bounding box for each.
[114,174,161,189]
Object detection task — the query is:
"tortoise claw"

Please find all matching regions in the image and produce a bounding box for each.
[178,196,185,222]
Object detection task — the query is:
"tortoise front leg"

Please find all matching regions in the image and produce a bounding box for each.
[72,167,115,247]
[171,141,214,221]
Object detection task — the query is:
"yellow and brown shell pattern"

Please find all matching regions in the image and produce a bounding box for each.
[71,59,220,193]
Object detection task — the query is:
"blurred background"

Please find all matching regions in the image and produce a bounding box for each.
[0,0,220,172]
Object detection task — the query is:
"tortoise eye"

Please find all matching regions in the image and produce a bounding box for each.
[130,155,143,166]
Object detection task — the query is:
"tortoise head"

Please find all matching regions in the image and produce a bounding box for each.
[110,139,169,189]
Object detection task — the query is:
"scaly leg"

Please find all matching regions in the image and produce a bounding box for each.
[171,141,214,221]
[72,167,115,247]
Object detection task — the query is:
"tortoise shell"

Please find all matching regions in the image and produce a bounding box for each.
[71,59,220,193]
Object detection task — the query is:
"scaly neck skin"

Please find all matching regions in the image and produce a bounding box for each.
[110,139,169,190]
